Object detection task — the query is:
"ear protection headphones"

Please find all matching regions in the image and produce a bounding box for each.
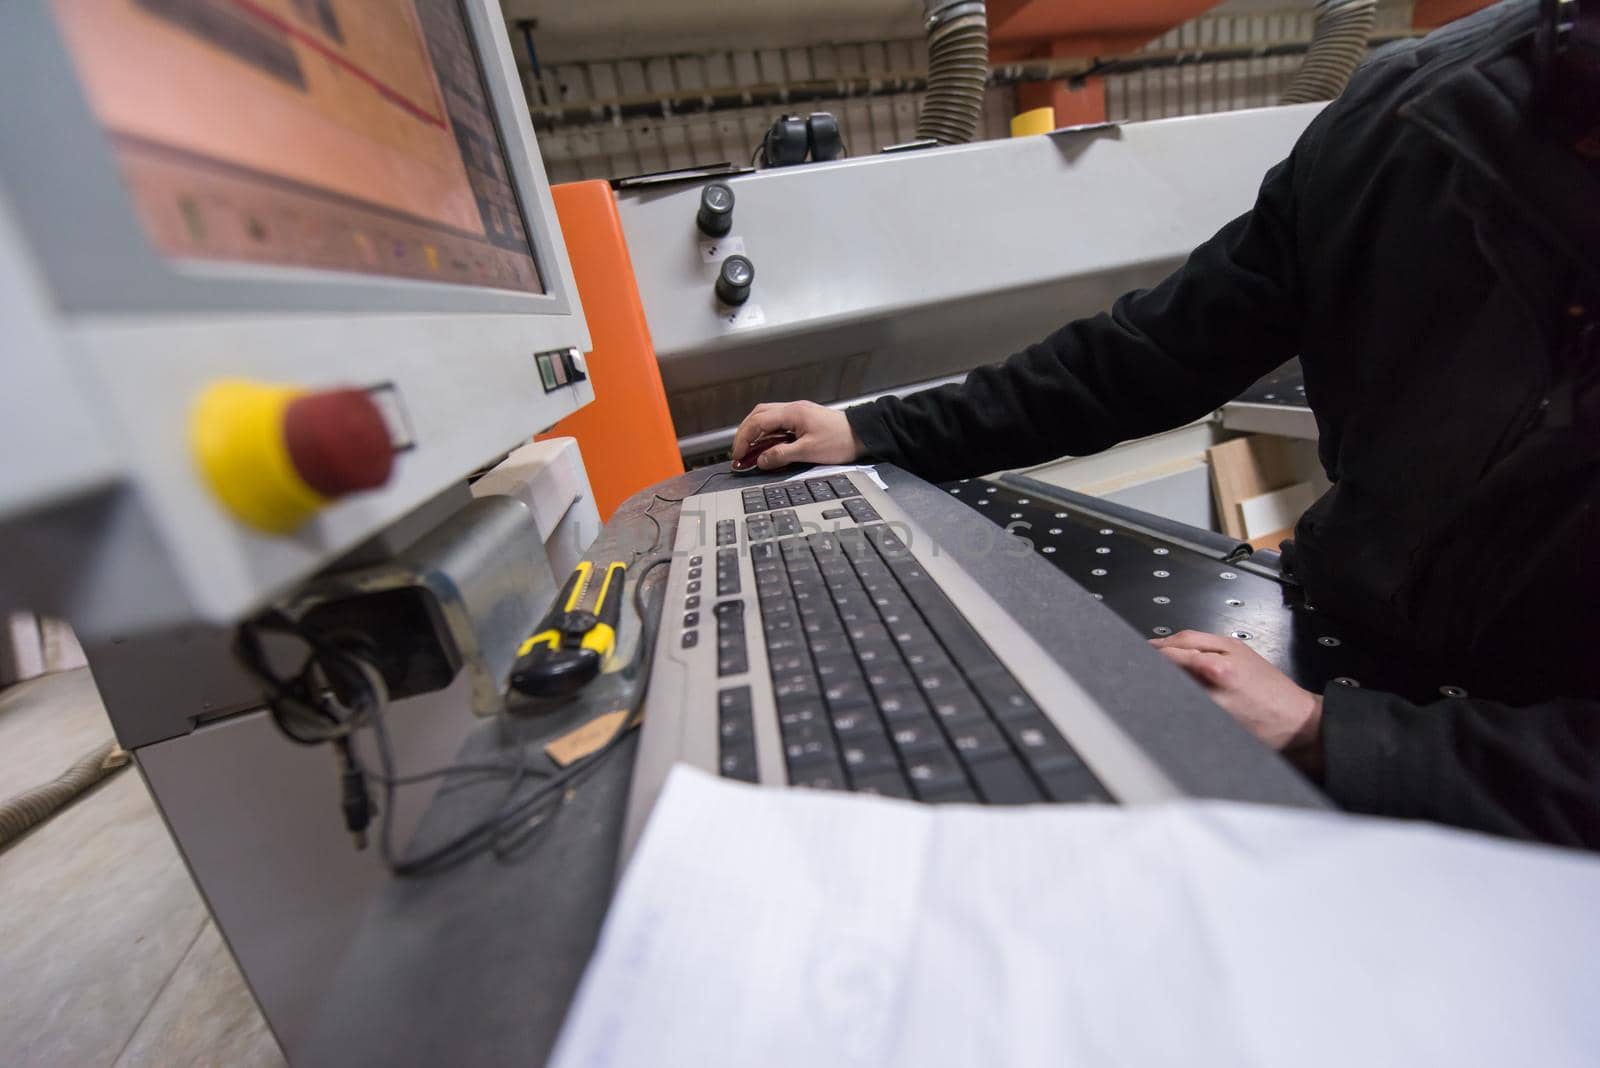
[756,113,847,167]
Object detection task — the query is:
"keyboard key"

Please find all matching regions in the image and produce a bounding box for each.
[718,650,749,676]
[716,519,736,546]
[947,720,1011,763]
[782,723,837,763]
[789,761,849,791]
[967,755,1044,805]
[928,687,985,729]
[778,697,826,729]
[811,654,858,681]
[681,630,699,648]
[683,611,700,627]
[717,686,758,783]
[852,639,896,666]
[829,706,879,737]
[915,667,966,697]
[823,673,871,708]
[866,661,915,694]
[788,482,814,504]
[976,678,1043,722]
[685,595,701,610]
[805,634,850,658]
[875,687,929,725]
[902,645,952,673]
[829,476,862,497]
[839,730,898,774]
[1038,765,1112,804]
[849,770,913,799]
[806,479,837,500]
[904,749,968,797]
[1000,712,1082,772]
[773,672,819,700]
[918,782,979,804]
[889,721,946,756]
[768,650,809,675]
[928,687,988,728]
[843,498,880,523]
[750,542,776,561]
[720,747,759,782]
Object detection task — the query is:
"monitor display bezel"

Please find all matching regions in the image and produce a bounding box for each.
[0,0,579,319]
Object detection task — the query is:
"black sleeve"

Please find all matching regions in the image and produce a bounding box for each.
[1320,686,1600,849]
[846,130,1313,484]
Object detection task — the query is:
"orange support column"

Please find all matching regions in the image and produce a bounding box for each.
[543,181,683,521]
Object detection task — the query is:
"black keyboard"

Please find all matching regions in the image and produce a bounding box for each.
[716,478,1110,805]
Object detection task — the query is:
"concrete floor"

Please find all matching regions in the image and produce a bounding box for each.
[0,669,284,1067]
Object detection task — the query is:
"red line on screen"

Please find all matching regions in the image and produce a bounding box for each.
[224,0,450,131]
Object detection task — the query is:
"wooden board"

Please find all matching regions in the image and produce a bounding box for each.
[1206,435,1301,540]
[1239,481,1317,540]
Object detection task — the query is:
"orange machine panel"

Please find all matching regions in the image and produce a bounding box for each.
[542,180,683,521]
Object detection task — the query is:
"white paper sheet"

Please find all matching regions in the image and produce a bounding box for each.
[553,768,1600,1068]
[784,464,888,490]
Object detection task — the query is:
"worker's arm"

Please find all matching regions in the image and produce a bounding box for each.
[841,143,1309,482]
[1319,686,1600,849]
[730,134,1313,478]
[1153,631,1600,849]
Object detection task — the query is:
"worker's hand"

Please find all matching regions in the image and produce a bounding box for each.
[731,401,863,470]
[1150,630,1323,767]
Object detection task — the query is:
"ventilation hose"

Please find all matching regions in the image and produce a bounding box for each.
[0,740,130,849]
[1282,0,1379,103]
[918,0,990,144]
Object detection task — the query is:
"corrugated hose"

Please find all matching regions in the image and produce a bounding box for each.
[1282,0,1379,103]
[0,740,131,849]
[918,0,989,145]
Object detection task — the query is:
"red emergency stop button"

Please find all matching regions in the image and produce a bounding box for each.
[283,389,395,497]
[191,380,400,533]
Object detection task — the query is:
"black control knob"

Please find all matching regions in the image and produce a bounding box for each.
[696,182,735,237]
[715,255,754,306]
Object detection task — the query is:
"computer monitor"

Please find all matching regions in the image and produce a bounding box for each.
[0,0,591,635]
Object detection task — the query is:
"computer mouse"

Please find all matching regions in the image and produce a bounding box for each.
[731,431,796,473]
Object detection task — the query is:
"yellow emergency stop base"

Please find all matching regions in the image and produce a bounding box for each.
[190,380,327,534]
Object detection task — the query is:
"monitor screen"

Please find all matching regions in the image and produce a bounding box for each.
[51,0,544,294]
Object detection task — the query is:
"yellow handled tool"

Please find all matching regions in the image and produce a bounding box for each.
[510,561,627,698]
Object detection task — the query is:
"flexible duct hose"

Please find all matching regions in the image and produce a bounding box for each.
[0,740,130,849]
[1282,0,1379,103]
[918,0,989,144]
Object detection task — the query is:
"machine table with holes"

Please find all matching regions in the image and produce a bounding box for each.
[294,464,1325,1067]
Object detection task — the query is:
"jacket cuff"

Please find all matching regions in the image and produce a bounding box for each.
[845,401,902,467]
[1318,683,1413,817]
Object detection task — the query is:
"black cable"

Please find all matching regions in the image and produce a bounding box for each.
[236,468,713,876]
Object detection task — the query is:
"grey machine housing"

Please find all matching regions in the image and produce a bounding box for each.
[613,104,1323,463]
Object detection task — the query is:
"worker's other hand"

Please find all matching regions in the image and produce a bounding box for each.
[731,401,863,470]
[1150,630,1323,767]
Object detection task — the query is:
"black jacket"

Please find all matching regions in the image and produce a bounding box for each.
[848,0,1600,848]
